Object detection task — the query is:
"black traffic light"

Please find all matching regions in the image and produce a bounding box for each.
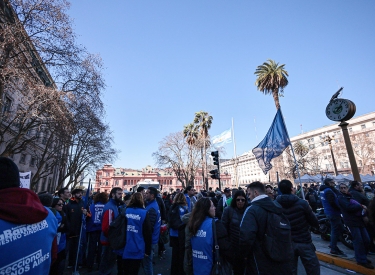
[211,151,219,166]
[210,169,219,179]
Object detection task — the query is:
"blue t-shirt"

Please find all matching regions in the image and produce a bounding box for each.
[0,208,58,275]
[123,207,147,259]
[190,217,214,275]
[87,202,105,232]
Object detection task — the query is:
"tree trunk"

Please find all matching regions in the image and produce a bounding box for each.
[272,89,280,109]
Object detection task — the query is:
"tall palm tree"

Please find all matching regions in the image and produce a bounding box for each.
[194,111,213,190]
[183,123,199,186]
[254,59,289,110]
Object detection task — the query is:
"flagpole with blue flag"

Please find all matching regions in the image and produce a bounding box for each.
[252,108,305,199]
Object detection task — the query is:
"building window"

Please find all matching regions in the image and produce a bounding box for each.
[20,154,26,164]
[361,124,366,129]
[115,180,119,186]
[373,122,375,127]
[2,96,12,114]
[123,180,127,185]
[349,128,353,133]
[309,144,315,149]
[30,157,36,166]
[42,178,47,191]
[48,178,52,192]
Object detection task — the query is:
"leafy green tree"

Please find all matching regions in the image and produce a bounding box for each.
[254,59,288,109]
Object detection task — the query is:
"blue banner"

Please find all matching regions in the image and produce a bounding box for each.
[252,109,291,175]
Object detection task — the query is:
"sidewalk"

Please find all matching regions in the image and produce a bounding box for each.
[312,232,375,275]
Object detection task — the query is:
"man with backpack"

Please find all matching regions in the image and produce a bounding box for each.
[240,181,292,275]
[276,180,320,275]
[99,187,123,275]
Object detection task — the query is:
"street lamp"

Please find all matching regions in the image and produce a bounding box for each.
[323,132,338,176]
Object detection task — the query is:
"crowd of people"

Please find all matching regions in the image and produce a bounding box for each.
[2,155,375,274]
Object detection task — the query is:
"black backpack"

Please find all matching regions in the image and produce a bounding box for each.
[168,204,184,230]
[108,206,127,250]
[262,211,293,262]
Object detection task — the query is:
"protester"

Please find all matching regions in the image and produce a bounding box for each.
[65,188,90,269]
[320,178,347,256]
[221,190,248,275]
[184,186,196,212]
[189,198,232,275]
[240,181,292,274]
[99,187,123,275]
[86,192,108,271]
[143,187,161,275]
[0,157,58,274]
[57,187,71,203]
[277,180,320,275]
[50,198,69,275]
[216,188,231,219]
[168,193,189,275]
[338,183,373,269]
[265,185,275,200]
[122,192,152,275]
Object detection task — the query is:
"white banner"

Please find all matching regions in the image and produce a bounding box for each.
[19,172,31,189]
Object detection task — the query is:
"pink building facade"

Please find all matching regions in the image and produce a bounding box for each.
[95,164,232,193]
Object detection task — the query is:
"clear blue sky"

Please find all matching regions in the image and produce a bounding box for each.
[68,0,375,169]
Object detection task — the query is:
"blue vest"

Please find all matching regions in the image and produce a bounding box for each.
[0,209,58,275]
[55,211,66,253]
[170,205,188,237]
[190,217,214,275]
[145,199,161,244]
[320,188,341,216]
[123,207,147,259]
[185,194,192,212]
[87,202,105,232]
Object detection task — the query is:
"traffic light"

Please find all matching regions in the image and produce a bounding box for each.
[211,151,219,166]
[210,169,219,179]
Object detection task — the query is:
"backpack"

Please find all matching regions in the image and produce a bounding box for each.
[168,204,185,230]
[108,206,127,250]
[262,211,293,262]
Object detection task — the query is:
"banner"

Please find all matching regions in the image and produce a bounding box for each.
[19,172,31,189]
[212,128,232,147]
[252,109,291,175]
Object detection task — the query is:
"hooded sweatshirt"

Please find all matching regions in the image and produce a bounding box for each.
[0,187,58,275]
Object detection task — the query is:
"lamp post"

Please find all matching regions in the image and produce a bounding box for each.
[323,132,338,176]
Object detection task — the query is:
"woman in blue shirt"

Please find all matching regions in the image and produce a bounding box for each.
[169,193,189,274]
[122,192,152,275]
[188,198,232,275]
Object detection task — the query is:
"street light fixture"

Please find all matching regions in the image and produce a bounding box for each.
[322,132,338,176]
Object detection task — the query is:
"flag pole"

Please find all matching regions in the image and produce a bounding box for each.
[232,118,238,188]
[279,108,305,200]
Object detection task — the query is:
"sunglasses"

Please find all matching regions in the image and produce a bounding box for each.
[236,199,246,202]
[56,203,64,206]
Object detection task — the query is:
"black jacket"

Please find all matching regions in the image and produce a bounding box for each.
[240,196,292,275]
[338,192,365,228]
[276,194,319,243]
[221,206,246,254]
[349,188,369,207]
[156,196,167,222]
[65,198,84,237]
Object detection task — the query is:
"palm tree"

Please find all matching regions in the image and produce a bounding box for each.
[183,123,199,187]
[254,59,289,110]
[194,111,213,190]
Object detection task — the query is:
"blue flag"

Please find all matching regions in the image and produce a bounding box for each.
[252,109,291,175]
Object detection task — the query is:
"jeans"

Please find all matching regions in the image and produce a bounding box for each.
[143,243,156,275]
[86,231,102,268]
[99,245,117,275]
[349,226,370,264]
[327,215,343,252]
[291,242,320,275]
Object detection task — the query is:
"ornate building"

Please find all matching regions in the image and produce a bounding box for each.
[94,164,232,193]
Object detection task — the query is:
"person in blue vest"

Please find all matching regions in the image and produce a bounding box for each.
[184,186,196,212]
[143,187,161,275]
[319,178,347,256]
[99,187,123,275]
[122,192,152,275]
[0,157,58,275]
[168,192,189,274]
[86,192,108,272]
[188,198,232,275]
